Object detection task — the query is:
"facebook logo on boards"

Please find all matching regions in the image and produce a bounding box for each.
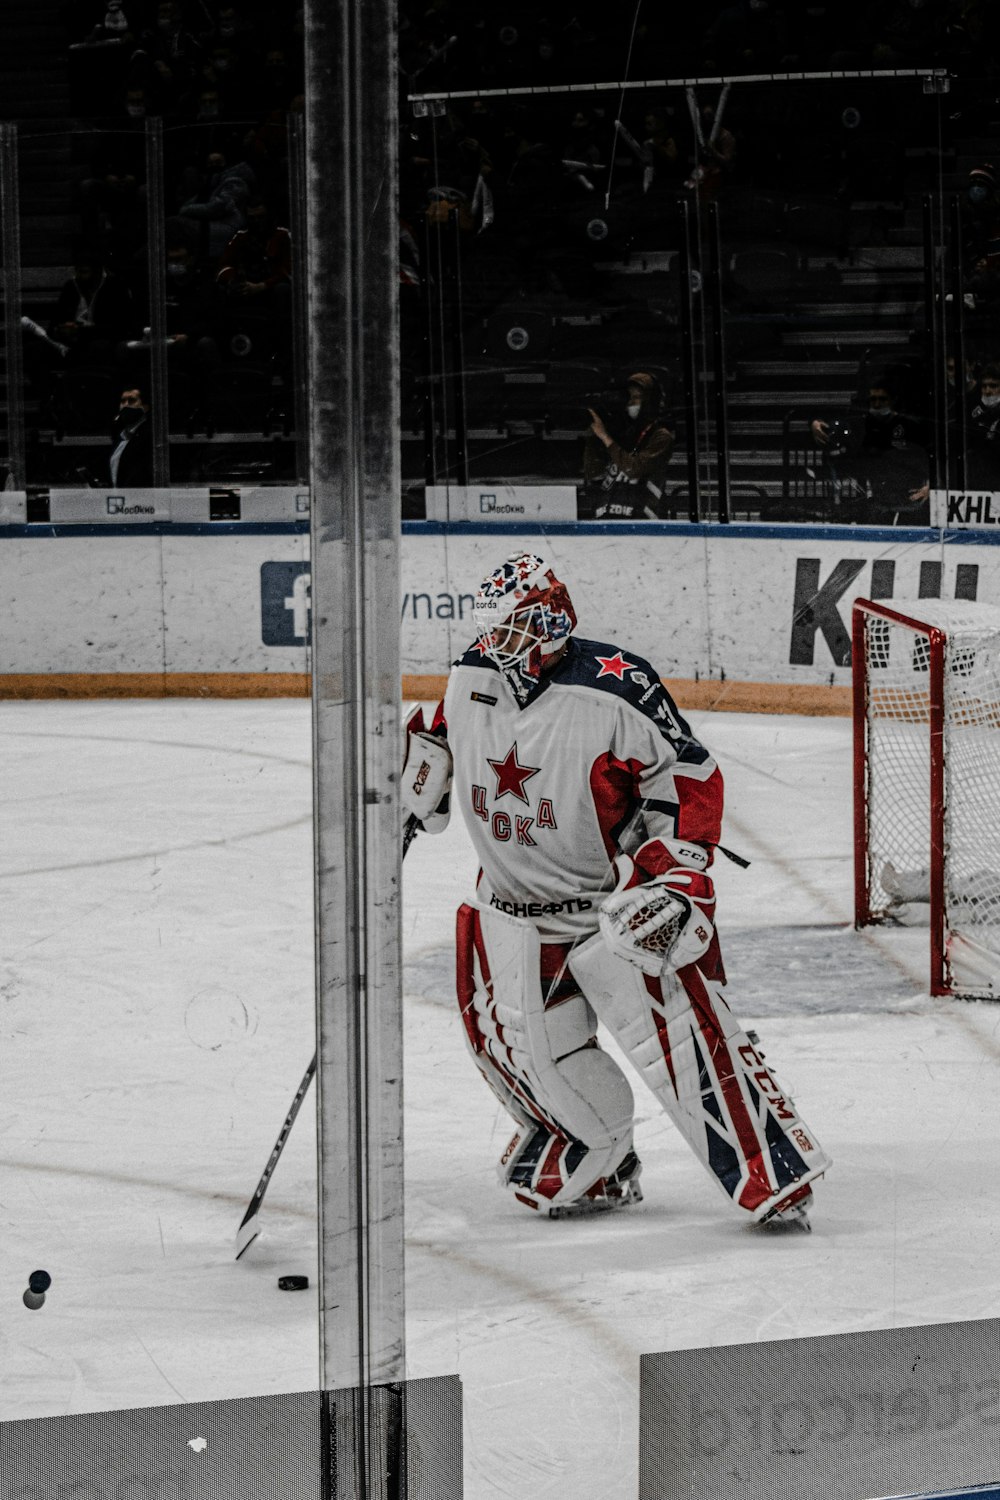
[260,562,310,645]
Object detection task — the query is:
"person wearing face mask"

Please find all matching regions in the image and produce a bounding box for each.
[106,386,153,486]
[966,366,1000,489]
[809,373,929,523]
[582,373,676,519]
[811,377,923,452]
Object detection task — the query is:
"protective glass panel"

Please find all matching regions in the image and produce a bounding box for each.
[0,123,27,491]
[400,91,697,520]
[6,15,1000,1500]
[639,1319,1000,1499]
[718,76,937,524]
[0,1393,324,1500]
[23,121,304,491]
[939,117,1000,501]
[398,72,1000,1500]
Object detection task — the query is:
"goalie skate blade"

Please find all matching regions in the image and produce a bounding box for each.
[547,1179,644,1220]
[754,1186,813,1234]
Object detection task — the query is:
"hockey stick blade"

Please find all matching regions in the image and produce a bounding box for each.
[236,797,422,1259]
[235,1054,317,1260]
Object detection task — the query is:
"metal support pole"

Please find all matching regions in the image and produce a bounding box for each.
[949,194,967,493]
[144,118,170,487]
[678,199,702,522]
[449,208,469,486]
[288,111,311,484]
[421,215,442,487]
[707,202,731,523]
[304,0,405,1484]
[0,123,27,490]
[922,194,946,493]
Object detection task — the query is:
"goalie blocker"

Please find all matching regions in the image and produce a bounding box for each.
[456,899,830,1224]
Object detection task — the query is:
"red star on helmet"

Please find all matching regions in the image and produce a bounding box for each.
[487,743,541,804]
[594,651,636,680]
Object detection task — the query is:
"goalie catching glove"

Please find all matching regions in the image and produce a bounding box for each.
[599,837,715,977]
[400,729,453,834]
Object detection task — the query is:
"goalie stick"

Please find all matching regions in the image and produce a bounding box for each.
[235,712,428,1260]
[235,1052,317,1259]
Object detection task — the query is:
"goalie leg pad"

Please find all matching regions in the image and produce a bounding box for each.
[569,933,831,1222]
[456,902,636,1207]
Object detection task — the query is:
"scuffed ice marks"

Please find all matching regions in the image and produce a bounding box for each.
[722,924,925,1015]
[404,945,456,1006]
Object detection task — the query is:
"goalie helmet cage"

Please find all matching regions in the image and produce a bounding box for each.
[852,597,1000,998]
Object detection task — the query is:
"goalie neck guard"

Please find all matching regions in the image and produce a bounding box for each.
[472,552,577,707]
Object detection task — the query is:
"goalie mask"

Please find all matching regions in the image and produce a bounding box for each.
[472,552,577,706]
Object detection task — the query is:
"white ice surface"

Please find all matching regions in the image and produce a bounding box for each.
[3,700,1000,1499]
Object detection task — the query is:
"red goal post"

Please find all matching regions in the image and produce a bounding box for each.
[852,597,1000,999]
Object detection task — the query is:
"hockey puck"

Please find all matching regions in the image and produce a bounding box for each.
[29,1270,52,1295]
[278,1275,309,1292]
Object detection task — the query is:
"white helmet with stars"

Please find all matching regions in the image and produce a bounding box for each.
[472,552,577,701]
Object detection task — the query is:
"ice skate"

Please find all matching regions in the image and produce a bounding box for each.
[754,1183,814,1233]
[547,1151,644,1219]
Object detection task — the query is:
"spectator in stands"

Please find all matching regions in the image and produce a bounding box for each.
[581,372,676,519]
[78,146,146,258]
[943,352,980,483]
[640,109,683,191]
[260,46,301,110]
[216,199,291,294]
[79,0,133,48]
[124,84,150,119]
[810,373,929,522]
[561,108,604,172]
[177,151,255,261]
[947,353,978,406]
[144,0,201,68]
[965,364,1000,489]
[963,165,1000,313]
[107,385,154,487]
[123,219,222,389]
[216,198,293,368]
[22,249,135,408]
[51,252,134,367]
[125,42,190,118]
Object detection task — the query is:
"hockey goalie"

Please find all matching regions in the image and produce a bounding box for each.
[401,551,831,1228]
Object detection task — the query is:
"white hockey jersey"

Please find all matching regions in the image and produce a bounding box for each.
[437,636,724,940]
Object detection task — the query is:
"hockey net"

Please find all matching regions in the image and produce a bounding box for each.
[853,597,1000,997]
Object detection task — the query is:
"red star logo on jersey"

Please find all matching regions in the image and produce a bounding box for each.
[487,743,541,804]
[594,651,636,680]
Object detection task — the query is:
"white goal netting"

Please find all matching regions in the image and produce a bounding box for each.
[860,599,1000,996]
